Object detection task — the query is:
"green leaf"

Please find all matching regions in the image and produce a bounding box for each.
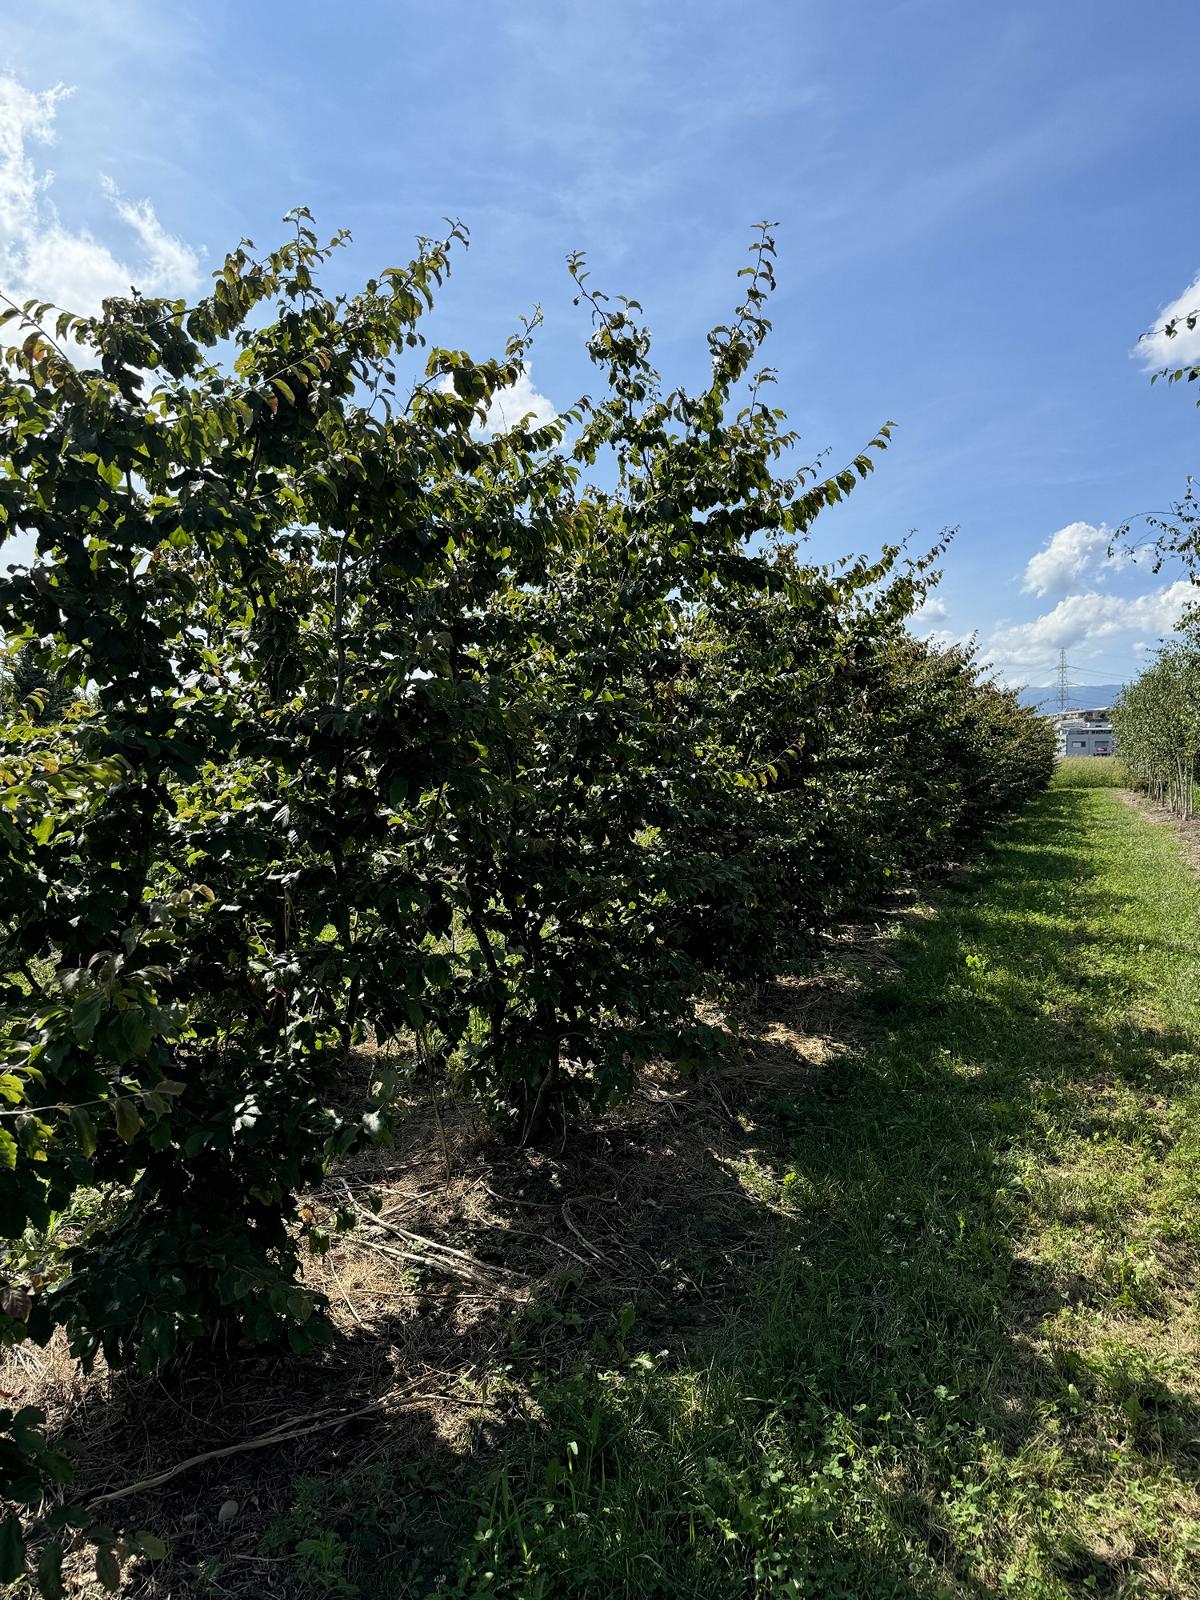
[0,1513,25,1584]
[119,1008,154,1060]
[69,1106,97,1160]
[36,1540,65,1600]
[71,991,105,1046]
[95,1544,121,1591]
[114,1098,143,1143]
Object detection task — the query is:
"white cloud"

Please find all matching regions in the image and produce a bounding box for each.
[439,362,557,437]
[986,581,1195,671]
[101,180,201,293]
[1022,520,1122,598]
[921,626,970,653]
[0,75,62,241]
[908,592,949,641]
[478,365,557,435]
[1138,271,1200,370]
[907,596,979,657]
[0,73,200,316]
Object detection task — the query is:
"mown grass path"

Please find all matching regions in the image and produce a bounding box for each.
[435,772,1200,1599]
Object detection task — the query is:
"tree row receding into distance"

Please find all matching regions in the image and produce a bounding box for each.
[0,216,1054,1592]
[1111,305,1200,820]
[1112,632,1200,817]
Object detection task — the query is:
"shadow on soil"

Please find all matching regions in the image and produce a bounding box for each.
[47,784,1199,1597]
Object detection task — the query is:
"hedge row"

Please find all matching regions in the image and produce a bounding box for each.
[1111,635,1200,817]
[0,219,1052,1589]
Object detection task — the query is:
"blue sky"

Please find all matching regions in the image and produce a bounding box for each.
[3,0,1199,691]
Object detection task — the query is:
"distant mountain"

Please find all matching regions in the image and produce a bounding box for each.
[1015,684,1126,711]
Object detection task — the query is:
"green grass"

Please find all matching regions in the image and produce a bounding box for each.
[257,777,1200,1598]
[1055,755,1125,787]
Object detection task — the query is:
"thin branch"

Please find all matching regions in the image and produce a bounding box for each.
[339,1184,527,1282]
[85,1385,491,1508]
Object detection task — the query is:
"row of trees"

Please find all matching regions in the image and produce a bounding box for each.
[0,218,1053,1590]
[1111,634,1200,816]
[1110,301,1200,815]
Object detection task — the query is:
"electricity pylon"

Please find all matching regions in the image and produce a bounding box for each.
[1055,648,1070,712]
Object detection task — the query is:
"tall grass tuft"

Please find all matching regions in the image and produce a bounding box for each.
[1053,755,1125,788]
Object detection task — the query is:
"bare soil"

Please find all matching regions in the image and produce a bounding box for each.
[3,894,923,1596]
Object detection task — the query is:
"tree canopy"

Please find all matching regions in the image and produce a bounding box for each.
[0,215,1053,1592]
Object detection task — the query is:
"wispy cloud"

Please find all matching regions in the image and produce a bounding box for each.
[0,73,201,315]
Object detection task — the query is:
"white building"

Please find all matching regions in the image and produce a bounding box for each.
[1047,707,1115,758]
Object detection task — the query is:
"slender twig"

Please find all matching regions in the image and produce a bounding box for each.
[340,1186,527,1282]
[351,1233,528,1300]
[86,1386,491,1507]
[330,1267,364,1327]
[560,1200,617,1269]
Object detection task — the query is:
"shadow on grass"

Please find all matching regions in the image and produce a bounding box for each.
[50,783,1200,1597]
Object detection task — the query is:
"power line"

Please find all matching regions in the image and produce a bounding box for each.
[1062,661,1135,679]
[983,656,1134,685]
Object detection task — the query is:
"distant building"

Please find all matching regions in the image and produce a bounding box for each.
[1046,707,1115,758]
